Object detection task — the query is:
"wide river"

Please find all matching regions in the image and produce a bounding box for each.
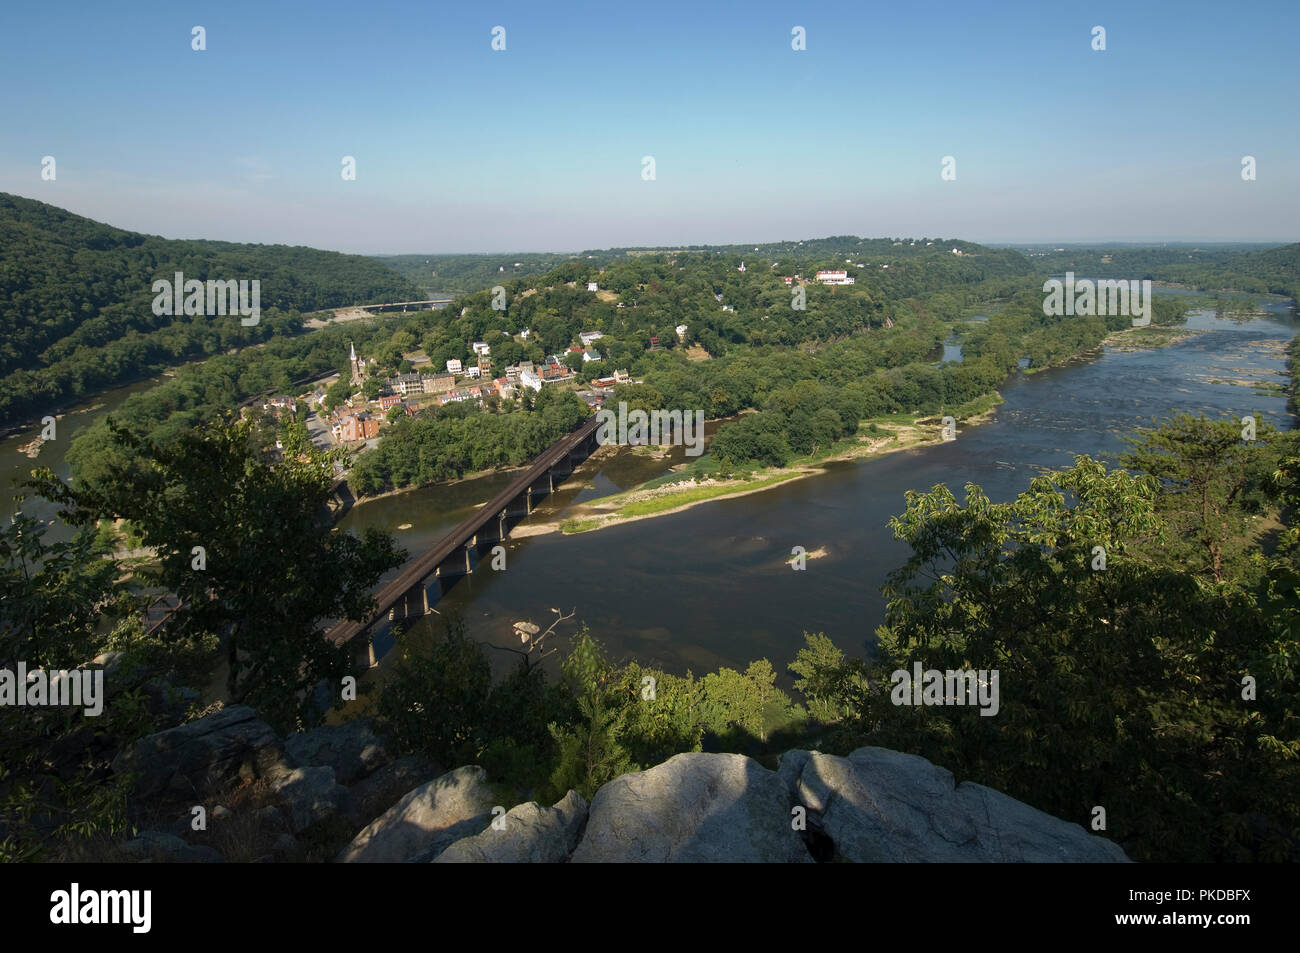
[340,300,1298,684]
[3,301,1294,687]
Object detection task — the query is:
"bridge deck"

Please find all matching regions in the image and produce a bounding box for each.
[325,415,600,647]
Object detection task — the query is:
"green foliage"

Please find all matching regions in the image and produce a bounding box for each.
[31,415,405,733]
[792,429,1300,863]
[0,192,419,425]
[351,390,590,494]
[0,510,137,668]
[377,619,492,767]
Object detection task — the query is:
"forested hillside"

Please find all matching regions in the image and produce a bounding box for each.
[378,253,574,298]
[1026,241,1300,304]
[0,194,420,426]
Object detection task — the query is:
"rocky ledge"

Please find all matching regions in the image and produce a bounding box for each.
[110,705,1129,863]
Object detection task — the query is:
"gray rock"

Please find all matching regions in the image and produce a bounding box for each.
[111,705,289,800]
[778,747,1129,862]
[284,717,392,786]
[336,765,495,863]
[270,766,352,834]
[570,753,812,863]
[405,814,494,863]
[435,791,588,863]
[121,830,224,863]
[347,755,439,824]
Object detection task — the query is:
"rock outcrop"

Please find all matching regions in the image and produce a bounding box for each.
[570,752,812,863]
[109,704,1129,864]
[111,705,288,799]
[778,747,1129,863]
[284,718,392,786]
[336,765,496,863]
[435,791,588,863]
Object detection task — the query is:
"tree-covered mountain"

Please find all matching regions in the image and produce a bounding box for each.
[0,193,420,426]
[377,253,576,298]
[1020,241,1300,304]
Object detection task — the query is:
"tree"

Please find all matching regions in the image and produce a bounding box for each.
[361,377,383,400]
[1119,414,1286,583]
[0,510,136,669]
[30,415,405,732]
[859,454,1299,862]
[324,377,353,412]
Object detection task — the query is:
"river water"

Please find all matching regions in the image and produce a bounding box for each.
[341,301,1299,684]
[5,302,1294,687]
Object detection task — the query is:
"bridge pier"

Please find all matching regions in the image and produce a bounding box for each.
[325,417,601,665]
[353,628,376,670]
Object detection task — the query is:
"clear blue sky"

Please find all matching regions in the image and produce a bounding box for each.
[1,0,1296,253]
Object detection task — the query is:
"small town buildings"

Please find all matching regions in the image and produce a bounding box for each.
[586,281,598,292]
[519,368,542,392]
[446,358,463,374]
[472,341,490,356]
[465,365,481,379]
[583,348,602,362]
[377,394,403,411]
[424,373,456,394]
[578,330,604,347]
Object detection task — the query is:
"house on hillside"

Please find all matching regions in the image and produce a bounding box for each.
[815,270,855,285]
[579,330,604,347]
[446,358,463,375]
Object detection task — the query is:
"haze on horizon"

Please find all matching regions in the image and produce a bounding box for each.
[1,0,1296,256]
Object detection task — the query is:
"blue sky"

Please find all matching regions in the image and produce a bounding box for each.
[1,0,1296,253]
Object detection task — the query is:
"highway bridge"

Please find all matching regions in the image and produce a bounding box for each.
[325,415,602,668]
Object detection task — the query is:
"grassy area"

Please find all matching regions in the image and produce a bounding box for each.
[561,472,803,533]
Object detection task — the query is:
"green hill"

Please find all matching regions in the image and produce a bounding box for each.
[0,193,420,426]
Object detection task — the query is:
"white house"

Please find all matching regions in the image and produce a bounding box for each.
[583,348,602,363]
[519,328,531,340]
[472,341,490,356]
[465,365,482,379]
[675,324,688,341]
[579,330,604,347]
[446,358,463,374]
[815,270,855,285]
[520,368,543,392]
[586,282,598,292]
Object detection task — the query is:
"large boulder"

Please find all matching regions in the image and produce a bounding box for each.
[336,765,495,863]
[111,705,288,800]
[346,755,440,825]
[284,718,392,786]
[779,747,1129,862]
[435,791,587,863]
[570,753,811,863]
[270,766,353,835]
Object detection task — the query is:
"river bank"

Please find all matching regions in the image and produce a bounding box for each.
[516,400,1003,538]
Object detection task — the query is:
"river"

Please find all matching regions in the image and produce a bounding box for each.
[340,299,1298,684]
[6,301,1293,688]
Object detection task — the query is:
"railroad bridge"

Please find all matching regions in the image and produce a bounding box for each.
[325,415,601,668]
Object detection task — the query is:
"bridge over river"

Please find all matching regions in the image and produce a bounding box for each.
[325,415,602,668]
